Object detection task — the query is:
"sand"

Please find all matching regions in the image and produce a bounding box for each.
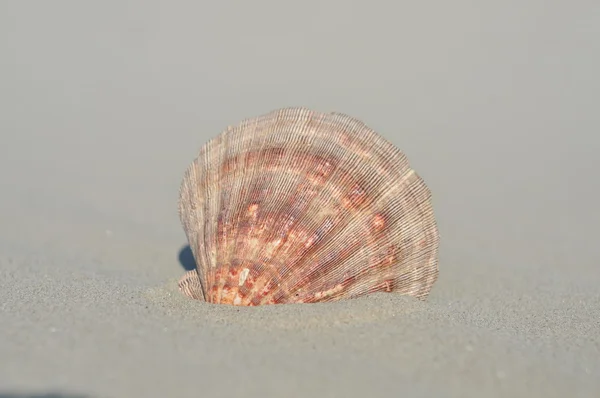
[1,1,599,397]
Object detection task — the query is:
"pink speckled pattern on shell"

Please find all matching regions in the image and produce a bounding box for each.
[177,107,440,306]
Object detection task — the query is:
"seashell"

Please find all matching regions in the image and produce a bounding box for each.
[177,107,440,306]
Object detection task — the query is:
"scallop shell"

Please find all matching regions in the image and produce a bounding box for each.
[178,107,439,306]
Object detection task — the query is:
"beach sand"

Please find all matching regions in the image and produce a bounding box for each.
[1,1,599,397]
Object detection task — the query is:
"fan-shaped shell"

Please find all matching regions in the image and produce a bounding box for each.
[178,107,439,306]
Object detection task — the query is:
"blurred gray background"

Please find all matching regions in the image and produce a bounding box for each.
[2,1,598,270]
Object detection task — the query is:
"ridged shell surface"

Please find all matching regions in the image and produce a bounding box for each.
[178,107,439,306]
